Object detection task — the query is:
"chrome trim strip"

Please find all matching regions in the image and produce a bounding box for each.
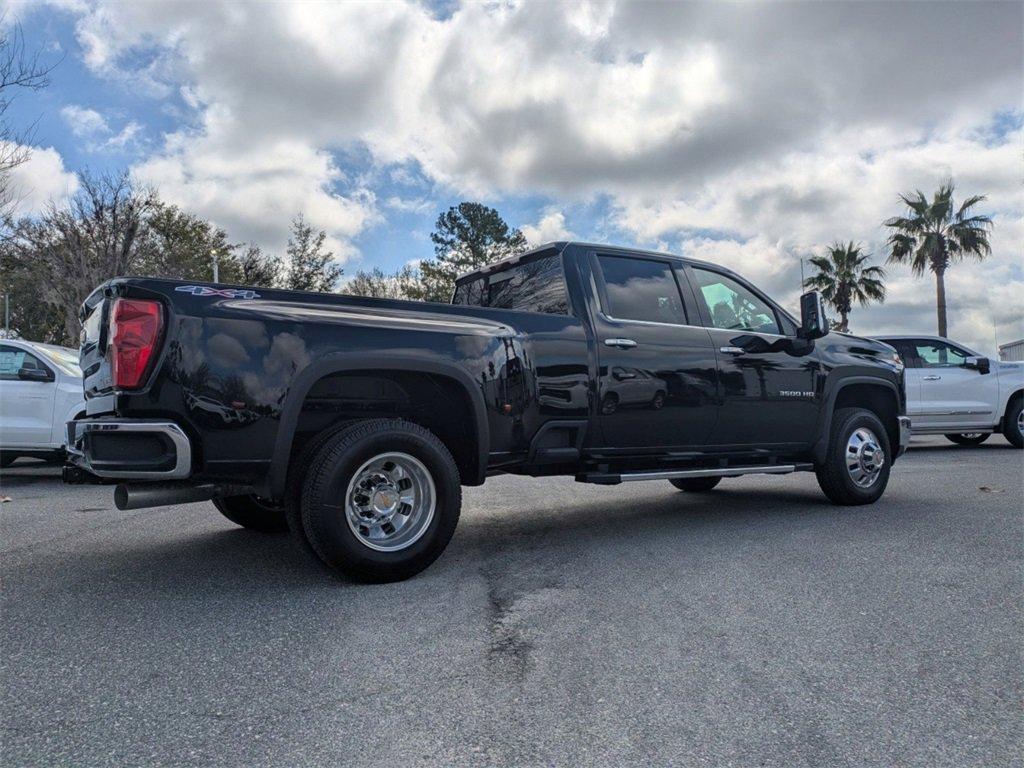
[915,409,992,416]
[597,310,705,331]
[67,420,192,480]
[597,309,794,339]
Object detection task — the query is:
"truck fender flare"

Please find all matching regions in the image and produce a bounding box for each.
[812,376,901,465]
[267,352,490,497]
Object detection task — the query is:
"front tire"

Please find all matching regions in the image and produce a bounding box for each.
[944,432,990,446]
[1003,399,1023,449]
[669,476,721,492]
[815,408,891,505]
[213,495,288,532]
[301,419,461,583]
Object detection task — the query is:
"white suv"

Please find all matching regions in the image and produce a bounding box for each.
[875,335,1023,448]
[0,340,87,467]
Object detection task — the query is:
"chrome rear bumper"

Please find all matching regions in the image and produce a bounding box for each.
[66,419,192,480]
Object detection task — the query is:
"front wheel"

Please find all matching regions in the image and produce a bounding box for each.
[213,495,288,532]
[944,432,990,446]
[1004,399,1023,449]
[301,419,461,583]
[815,408,891,505]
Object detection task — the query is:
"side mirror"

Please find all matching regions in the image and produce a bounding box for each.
[964,356,990,374]
[17,366,53,383]
[798,290,830,340]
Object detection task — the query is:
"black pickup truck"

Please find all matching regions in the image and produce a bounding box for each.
[66,242,910,581]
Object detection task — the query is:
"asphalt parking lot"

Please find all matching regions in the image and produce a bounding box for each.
[1,436,1021,768]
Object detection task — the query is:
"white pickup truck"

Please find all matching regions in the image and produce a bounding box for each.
[875,335,1023,448]
[0,339,87,467]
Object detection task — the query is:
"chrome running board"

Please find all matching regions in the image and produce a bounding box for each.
[577,463,813,485]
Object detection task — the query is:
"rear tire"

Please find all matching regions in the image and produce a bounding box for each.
[1003,399,1023,449]
[669,476,721,492]
[213,495,288,532]
[301,419,461,582]
[815,407,891,506]
[944,432,990,446]
[283,421,357,559]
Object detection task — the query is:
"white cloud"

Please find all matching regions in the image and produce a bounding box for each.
[51,1,1024,197]
[2,144,79,217]
[133,131,377,258]
[384,196,433,214]
[60,104,108,137]
[59,104,142,153]
[521,210,576,247]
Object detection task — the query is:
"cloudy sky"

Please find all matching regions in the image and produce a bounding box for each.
[6,0,1023,353]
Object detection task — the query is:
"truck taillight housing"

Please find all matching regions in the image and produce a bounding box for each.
[109,299,163,390]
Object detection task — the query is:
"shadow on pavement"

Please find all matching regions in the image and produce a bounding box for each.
[2,481,844,595]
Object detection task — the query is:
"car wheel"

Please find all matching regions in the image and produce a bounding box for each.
[600,393,618,415]
[669,476,721,492]
[944,432,990,446]
[213,494,289,532]
[1004,398,1023,449]
[815,407,891,505]
[651,391,666,410]
[301,419,461,583]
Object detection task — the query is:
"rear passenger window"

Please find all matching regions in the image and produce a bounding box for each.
[891,341,918,367]
[594,255,688,325]
[451,254,569,315]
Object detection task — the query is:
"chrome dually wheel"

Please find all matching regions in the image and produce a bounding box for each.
[816,408,892,505]
[845,427,885,487]
[345,452,436,552]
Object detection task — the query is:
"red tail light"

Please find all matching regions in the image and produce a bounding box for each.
[109,299,163,389]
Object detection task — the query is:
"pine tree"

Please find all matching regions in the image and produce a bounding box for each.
[285,214,342,292]
[413,202,527,301]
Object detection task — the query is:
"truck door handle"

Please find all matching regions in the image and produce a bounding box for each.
[720,346,745,356]
[604,338,637,349]
[922,375,941,381]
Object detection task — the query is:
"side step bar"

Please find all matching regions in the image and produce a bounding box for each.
[577,463,814,485]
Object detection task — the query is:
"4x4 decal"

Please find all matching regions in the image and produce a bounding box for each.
[175,286,261,299]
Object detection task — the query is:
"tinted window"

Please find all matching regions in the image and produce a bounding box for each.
[452,278,483,306]
[452,254,569,314]
[692,268,780,335]
[889,341,919,367]
[912,339,970,368]
[595,255,687,324]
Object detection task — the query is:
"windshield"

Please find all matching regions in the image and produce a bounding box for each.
[35,345,82,377]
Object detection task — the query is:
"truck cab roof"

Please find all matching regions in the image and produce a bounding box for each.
[456,241,734,284]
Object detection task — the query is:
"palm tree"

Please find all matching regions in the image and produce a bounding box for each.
[883,181,992,337]
[803,242,886,333]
